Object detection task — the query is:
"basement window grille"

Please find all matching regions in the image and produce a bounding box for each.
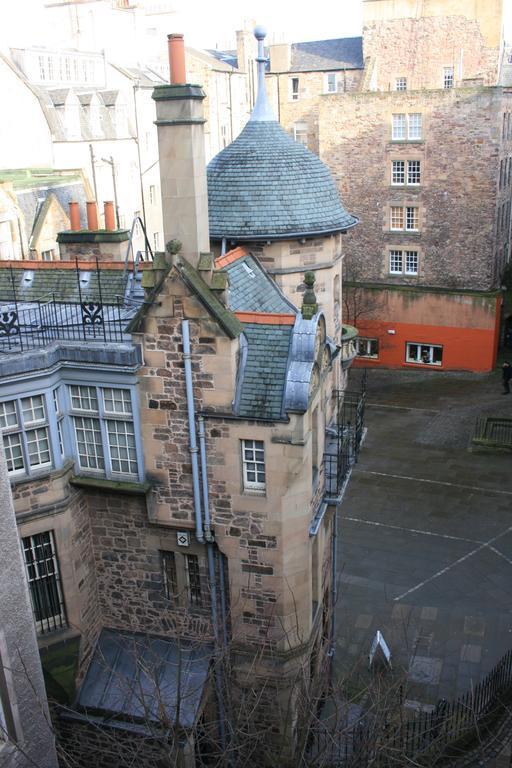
[22,531,67,634]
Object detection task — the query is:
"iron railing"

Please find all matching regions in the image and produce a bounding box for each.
[0,257,134,354]
[308,647,512,766]
[322,371,367,499]
[0,296,129,353]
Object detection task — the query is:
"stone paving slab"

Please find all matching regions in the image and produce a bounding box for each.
[334,369,512,707]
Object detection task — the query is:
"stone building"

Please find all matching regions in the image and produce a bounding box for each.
[266,0,511,372]
[0,28,360,768]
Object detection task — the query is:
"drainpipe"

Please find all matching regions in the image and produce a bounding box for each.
[329,502,338,659]
[181,320,204,543]
[198,416,214,542]
[221,237,227,257]
[198,415,228,753]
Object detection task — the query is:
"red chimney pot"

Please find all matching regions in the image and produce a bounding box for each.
[86,201,99,230]
[168,33,186,85]
[104,201,115,231]
[69,201,81,231]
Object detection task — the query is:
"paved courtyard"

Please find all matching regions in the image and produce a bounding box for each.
[334,367,512,708]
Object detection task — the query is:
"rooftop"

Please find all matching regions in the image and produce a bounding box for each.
[290,36,364,72]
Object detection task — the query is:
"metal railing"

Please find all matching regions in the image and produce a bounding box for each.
[308,647,512,766]
[322,371,367,500]
[0,296,128,354]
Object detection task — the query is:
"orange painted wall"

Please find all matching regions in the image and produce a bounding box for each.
[351,292,501,373]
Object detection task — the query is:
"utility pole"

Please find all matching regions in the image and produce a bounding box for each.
[89,143,98,204]
[101,155,120,229]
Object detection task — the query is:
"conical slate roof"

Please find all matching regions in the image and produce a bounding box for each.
[207,120,357,241]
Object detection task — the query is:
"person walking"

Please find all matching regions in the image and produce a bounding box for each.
[502,361,512,394]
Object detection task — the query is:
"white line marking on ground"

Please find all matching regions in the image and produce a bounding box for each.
[366,402,441,413]
[354,469,512,497]
[394,526,512,601]
[487,546,512,567]
[344,516,482,545]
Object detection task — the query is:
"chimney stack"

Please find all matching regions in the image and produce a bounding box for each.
[152,33,210,267]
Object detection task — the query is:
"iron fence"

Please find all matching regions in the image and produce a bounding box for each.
[0,296,128,353]
[308,647,512,766]
[322,371,367,499]
[0,258,131,354]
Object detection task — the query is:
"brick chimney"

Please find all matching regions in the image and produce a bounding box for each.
[152,33,210,267]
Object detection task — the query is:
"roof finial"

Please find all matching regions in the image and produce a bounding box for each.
[250,25,275,122]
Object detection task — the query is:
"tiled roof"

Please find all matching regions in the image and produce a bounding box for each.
[223,254,296,314]
[290,37,363,71]
[207,120,357,240]
[237,323,292,420]
[0,267,129,303]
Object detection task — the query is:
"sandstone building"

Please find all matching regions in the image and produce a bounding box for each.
[0,29,361,767]
[267,0,511,372]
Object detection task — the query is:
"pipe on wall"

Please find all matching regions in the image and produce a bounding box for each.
[198,416,213,542]
[181,319,204,543]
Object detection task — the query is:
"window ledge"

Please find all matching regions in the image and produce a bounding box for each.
[9,460,74,488]
[69,475,151,495]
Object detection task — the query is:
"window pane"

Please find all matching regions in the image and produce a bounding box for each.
[443,67,454,89]
[242,439,266,489]
[405,251,418,274]
[102,388,132,415]
[408,160,421,185]
[392,114,406,140]
[106,420,137,475]
[185,554,202,607]
[0,400,18,429]
[408,113,422,139]
[389,250,403,273]
[21,395,46,425]
[161,551,178,600]
[73,416,104,470]
[390,207,404,229]
[3,433,24,473]
[406,207,419,230]
[70,385,98,412]
[392,161,405,184]
[26,427,51,468]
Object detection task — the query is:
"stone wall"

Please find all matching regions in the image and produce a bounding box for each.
[363,15,500,90]
[320,87,506,292]
[267,70,363,155]
[57,717,191,768]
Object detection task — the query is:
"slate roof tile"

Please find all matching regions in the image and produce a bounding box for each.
[207,121,357,240]
[238,323,292,420]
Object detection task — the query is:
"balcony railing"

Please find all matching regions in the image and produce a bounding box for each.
[340,324,358,370]
[0,298,131,354]
[322,373,367,501]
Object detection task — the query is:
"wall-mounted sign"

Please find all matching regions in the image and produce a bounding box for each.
[177,531,190,547]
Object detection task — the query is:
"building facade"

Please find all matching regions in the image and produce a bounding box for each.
[0,29,360,767]
[267,0,510,372]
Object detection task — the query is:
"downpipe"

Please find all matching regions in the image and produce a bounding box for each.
[181,320,204,543]
[182,321,228,754]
